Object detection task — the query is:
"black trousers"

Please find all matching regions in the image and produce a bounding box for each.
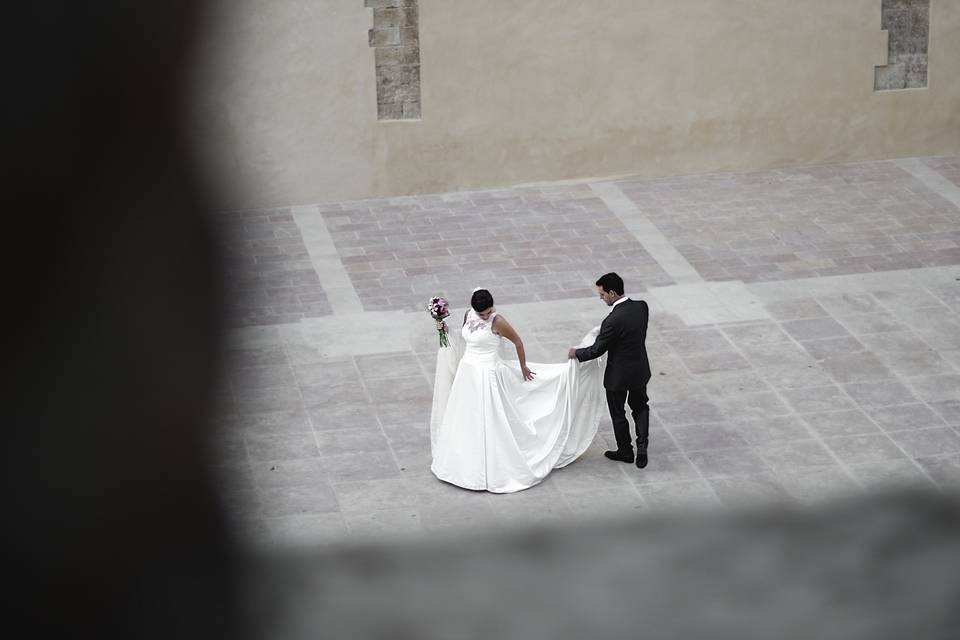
[605,388,649,452]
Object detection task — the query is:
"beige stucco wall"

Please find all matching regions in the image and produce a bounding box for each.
[189,0,960,209]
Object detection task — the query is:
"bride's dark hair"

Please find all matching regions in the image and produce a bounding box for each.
[470,289,494,312]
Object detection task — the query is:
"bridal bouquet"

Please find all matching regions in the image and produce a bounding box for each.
[427,296,450,347]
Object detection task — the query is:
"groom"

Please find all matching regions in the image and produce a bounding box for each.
[568,273,651,468]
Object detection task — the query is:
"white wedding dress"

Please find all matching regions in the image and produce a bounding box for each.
[430,309,606,493]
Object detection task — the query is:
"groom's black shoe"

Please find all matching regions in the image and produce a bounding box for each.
[604,449,634,463]
[636,437,649,469]
[635,448,648,469]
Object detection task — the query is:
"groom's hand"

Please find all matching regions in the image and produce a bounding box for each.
[567,348,577,359]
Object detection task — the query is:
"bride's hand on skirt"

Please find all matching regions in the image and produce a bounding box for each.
[521,365,536,381]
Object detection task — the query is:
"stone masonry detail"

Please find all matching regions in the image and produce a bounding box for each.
[874,0,930,90]
[365,0,421,120]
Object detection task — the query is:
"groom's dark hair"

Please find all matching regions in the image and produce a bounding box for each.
[596,273,624,296]
[470,289,494,311]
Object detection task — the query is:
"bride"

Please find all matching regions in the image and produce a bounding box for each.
[430,288,606,493]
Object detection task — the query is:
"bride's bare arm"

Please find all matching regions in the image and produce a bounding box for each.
[492,316,535,381]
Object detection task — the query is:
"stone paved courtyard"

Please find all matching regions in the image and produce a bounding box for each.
[213,155,960,549]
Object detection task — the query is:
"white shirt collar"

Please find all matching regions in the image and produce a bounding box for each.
[610,296,629,310]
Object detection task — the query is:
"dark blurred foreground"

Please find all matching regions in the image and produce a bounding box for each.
[2,2,235,638]
[3,2,959,639]
[252,490,960,640]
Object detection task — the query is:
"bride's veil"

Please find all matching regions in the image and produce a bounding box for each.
[429,310,466,452]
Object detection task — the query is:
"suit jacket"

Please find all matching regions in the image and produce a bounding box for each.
[575,299,651,390]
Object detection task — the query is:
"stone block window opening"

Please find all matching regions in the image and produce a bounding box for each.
[874,0,930,91]
[365,0,422,120]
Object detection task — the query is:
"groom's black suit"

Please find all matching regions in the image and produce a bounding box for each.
[574,298,651,454]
